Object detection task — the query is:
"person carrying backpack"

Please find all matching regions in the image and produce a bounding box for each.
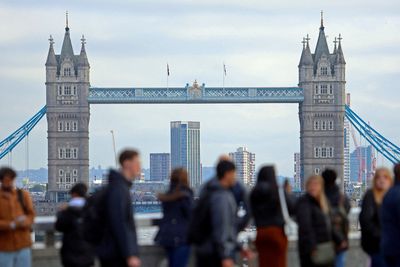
[94,149,142,267]
[0,167,35,267]
[55,183,94,267]
[321,169,350,267]
[188,160,249,267]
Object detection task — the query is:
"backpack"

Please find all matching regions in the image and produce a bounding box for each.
[82,187,108,245]
[187,191,212,245]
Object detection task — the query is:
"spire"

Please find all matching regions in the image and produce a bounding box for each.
[299,34,313,66]
[78,35,90,67]
[333,37,338,53]
[60,13,74,61]
[45,35,57,66]
[335,34,346,64]
[314,13,330,64]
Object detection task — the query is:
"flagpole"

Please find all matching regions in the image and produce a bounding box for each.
[167,63,169,89]
[223,62,225,90]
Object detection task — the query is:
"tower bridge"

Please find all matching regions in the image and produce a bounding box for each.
[1,16,399,201]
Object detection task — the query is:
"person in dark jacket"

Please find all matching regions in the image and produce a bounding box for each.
[250,166,294,267]
[96,149,141,267]
[360,167,392,267]
[195,160,239,267]
[381,163,400,267]
[155,168,193,267]
[55,183,94,267]
[297,175,333,267]
[321,169,350,267]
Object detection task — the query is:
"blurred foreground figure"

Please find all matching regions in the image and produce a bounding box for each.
[250,166,294,267]
[0,167,35,267]
[360,168,392,267]
[155,168,193,267]
[381,163,400,267]
[321,169,350,267]
[55,183,94,267]
[85,150,141,267]
[296,175,334,267]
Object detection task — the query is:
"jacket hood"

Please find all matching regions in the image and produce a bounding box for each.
[108,169,133,187]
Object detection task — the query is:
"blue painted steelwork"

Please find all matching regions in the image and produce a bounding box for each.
[88,85,304,104]
[345,105,400,164]
[0,106,47,160]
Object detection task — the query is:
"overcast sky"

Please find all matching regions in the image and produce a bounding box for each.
[0,0,399,177]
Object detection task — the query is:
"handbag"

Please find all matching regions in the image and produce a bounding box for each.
[278,187,297,237]
[311,241,335,266]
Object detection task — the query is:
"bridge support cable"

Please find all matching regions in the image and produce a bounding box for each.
[0,106,47,160]
[345,105,400,164]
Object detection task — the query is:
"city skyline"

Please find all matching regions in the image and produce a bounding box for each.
[1,1,399,177]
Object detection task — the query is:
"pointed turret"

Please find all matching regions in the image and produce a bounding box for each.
[335,34,346,64]
[78,35,90,67]
[314,11,330,64]
[60,12,74,61]
[299,35,313,66]
[45,35,57,67]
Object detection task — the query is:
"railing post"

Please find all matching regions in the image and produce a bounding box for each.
[44,230,55,247]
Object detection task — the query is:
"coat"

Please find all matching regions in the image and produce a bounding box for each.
[359,189,382,255]
[381,181,400,258]
[55,205,95,267]
[296,193,332,257]
[0,188,35,252]
[155,186,193,247]
[96,170,139,261]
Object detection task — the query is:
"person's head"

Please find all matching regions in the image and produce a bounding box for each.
[373,167,392,192]
[170,168,189,189]
[70,183,88,198]
[306,175,329,213]
[0,167,17,191]
[119,149,141,181]
[216,160,236,188]
[257,165,277,187]
[321,168,337,187]
[394,163,400,183]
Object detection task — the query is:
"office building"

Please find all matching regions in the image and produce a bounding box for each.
[229,147,255,186]
[150,153,171,182]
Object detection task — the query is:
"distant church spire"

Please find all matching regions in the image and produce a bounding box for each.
[314,12,330,64]
[46,35,57,66]
[320,10,324,29]
[79,34,90,67]
[66,11,69,31]
[60,12,74,61]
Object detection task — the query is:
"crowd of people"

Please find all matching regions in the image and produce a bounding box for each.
[0,149,399,267]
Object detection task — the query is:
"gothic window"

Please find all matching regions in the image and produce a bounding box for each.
[314,121,319,130]
[73,177,78,183]
[322,121,327,130]
[320,67,328,76]
[73,86,77,95]
[58,121,63,132]
[65,122,71,131]
[65,172,71,183]
[63,68,71,77]
[64,85,71,95]
[329,85,333,95]
[59,169,64,176]
[321,147,327,158]
[329,121,334,130]
[328,147,334,158]
[72,148,78,159]
[65,148,71,159]
[72,121,78,132]
[314,147,320,158]
[315,168,320,175]
[58,148,64,159]
[73,169,78,176]
[58,86,63,96]
[320,85,328,94]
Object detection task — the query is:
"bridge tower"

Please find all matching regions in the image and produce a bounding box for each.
[298,15,346,190]
[45,17,90,202]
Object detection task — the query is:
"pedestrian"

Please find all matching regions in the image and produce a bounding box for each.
[296,175,335,267]
[360,167,392,267]
[55,183,95,267]
[96,149,141,267]
[381,163,400,267]
[155,168,193,267]
[189,160,242,267]
[0,167,35,267]
[321,169,350,267]
[250,165,294,267]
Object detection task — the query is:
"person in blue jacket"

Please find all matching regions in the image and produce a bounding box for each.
[381,163,400,267]
[155,168,194,267]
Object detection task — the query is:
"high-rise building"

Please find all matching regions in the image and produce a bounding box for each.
[229,147,255,186]
[45,20,90,202]
[294,153,301,191]
[170,121,201,188]
[350,145,376,185]
[150,153,171,182]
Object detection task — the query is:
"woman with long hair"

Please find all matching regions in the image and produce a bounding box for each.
[296,175,334,267]
[250,166,293,267]
[155,168,194,267]
[360,167,393,267]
